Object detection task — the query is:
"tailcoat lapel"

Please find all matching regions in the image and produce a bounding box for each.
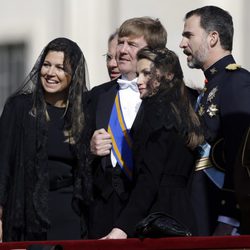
[96,82,118,130]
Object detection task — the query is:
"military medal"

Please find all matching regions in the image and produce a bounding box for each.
[198,105,205,116]
[207,87,218,102]
[207,104,218,117]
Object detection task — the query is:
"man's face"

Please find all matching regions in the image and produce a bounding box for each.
[179,15,210,70]
[116,35,147,80]
[106,36,120,80]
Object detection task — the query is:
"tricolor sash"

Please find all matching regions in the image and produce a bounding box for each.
[108,93,133,180]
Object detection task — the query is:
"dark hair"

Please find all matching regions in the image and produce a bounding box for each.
[137,47,183,91]
[39,37,83,76]
[154,49,184,90]
[118,16,167,49]
[12,37,89,145]
[185,5,233,51]
[7,38,93,208]
[137,47,204,148]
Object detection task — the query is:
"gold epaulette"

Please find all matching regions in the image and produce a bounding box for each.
[195,157,212,171]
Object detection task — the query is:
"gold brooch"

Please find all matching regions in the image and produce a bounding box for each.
[207,104,219,117]
[225,64,241,71]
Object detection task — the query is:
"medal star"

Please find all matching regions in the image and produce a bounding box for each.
[207,104,218,117]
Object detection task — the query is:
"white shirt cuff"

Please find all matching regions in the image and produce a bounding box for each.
[218,215,240,227]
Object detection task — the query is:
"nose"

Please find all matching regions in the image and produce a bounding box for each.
[47,66,56,75]
[109,58,118,68]
[119,43,129,53]
[137,75,143,86]
[179,38,187,49]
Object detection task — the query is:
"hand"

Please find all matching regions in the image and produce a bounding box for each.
[213,222,236,236]
[100,228,127,239]
[90,129,112,156]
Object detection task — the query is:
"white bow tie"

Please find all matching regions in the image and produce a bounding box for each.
[117,78,138,92]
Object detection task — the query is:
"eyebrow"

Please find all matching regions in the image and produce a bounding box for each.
[182,31,192,37]
[44,59,63,65]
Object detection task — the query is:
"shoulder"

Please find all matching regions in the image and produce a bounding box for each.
[216,65,250,98]
[219,66,250,115]
[3,94,32,112]
[0,94,32,128]
[143,96,176,131]
[90,79,117,96]
[85,79,117,115]
[224,65,250,85]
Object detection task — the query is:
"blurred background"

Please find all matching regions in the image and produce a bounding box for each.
[0,0,249,113]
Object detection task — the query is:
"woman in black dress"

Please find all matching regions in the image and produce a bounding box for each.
[102,47,204,239]
[0,37,91,241]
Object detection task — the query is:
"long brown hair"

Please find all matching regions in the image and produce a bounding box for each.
[137,47,204,149]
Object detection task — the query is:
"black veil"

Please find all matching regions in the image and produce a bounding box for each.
[1,38,92,240]
[10,37,90,144]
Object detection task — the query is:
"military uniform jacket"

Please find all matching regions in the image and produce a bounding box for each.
[197,55,250,218]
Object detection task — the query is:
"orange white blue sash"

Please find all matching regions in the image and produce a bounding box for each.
[108,93,133,180]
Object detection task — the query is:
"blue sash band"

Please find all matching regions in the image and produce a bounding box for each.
[108,93,133,179]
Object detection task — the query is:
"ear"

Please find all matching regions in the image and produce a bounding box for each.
[209,31,219,47]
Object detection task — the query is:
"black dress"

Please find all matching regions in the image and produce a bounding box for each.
[0,95,84,241]
[46,104,81,240]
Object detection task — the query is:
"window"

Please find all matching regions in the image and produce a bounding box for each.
[0,42,26,114]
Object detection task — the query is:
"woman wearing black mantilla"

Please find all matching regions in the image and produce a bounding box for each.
[0,37,92,241]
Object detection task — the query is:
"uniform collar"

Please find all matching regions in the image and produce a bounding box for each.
[204,55,235,82]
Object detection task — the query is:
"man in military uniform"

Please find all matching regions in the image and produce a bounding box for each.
[180,5,250,235]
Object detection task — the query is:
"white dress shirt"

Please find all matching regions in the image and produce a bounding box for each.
[110,76,141,167]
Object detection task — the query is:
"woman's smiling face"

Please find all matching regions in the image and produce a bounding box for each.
[40,51,72,105]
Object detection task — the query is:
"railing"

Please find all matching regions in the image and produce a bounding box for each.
[0,235,250,250]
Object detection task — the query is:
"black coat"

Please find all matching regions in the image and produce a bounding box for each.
[0,95,50,240]
[114,93,198,237]
[0,94,88,241]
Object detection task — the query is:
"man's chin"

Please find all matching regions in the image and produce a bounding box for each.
[118,63,131,71]
[110,73,121,80]
[187,61,201,69]
[187,62,195,69]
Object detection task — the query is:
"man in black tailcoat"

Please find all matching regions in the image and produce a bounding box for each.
[86,17,167,239]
